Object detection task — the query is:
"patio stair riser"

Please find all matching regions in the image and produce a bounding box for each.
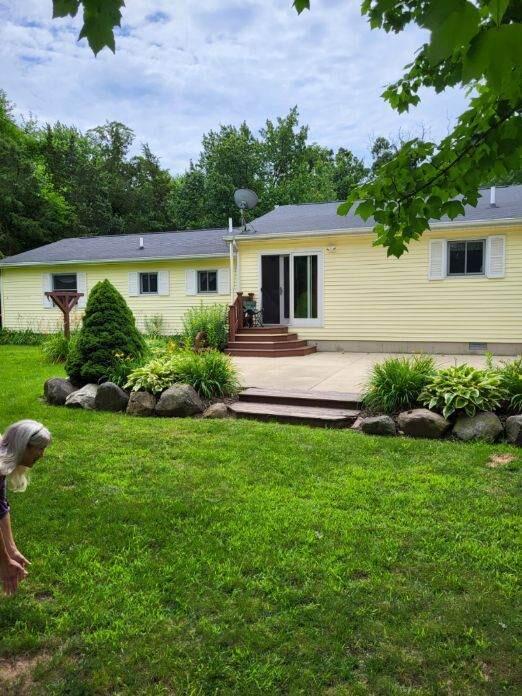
[228,388,362,427]
[234,333,298,343]
[238,388,362,410]
[227,326,315,357]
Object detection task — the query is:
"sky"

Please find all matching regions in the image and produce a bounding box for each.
[0,0,468,174]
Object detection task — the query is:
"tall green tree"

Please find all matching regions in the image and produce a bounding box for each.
[298,0,522,257]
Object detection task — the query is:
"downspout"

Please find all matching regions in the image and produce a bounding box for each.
[228,217,235,303]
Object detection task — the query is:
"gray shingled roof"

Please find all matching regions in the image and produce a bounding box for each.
[0,228,230,266]
[243,185,522,236]
[1,185,520,267]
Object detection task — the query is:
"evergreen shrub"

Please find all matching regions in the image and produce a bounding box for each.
[65,279,145,384]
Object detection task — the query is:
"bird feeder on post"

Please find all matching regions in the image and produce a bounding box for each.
[44,291,84,338]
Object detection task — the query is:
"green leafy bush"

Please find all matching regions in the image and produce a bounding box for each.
[497,357,522,413]
[0,328,45,345]
[420,365,507,419]
[65,279,146,385]
[42,331,80,363]
[181,304,228,351]
[144,314,165,338]
[362,355,436,413]
[125,349,240,399]
[106,353,144,388]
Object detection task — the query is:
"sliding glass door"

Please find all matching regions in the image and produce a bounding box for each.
[290,252,322,326]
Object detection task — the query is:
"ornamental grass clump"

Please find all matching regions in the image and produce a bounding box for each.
[181,304,228,351]
[42,331,80,363]
[362,355,436,414]
[420,364,507,419]
[125,349,240,399]
[497,357,522,413]
[66,279,146,384]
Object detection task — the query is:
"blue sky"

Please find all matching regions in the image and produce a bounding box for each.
[0,0,467,174]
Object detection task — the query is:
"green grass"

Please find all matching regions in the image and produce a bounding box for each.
[0,347,520,695]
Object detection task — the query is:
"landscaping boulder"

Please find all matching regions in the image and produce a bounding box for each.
[94,382,129,412]
[505,415,522,446]
[44,377,77,406]
[155,384,204,417]
[65,383,98,410]
[361,415,396,436]
[453,411,503,443]
[127,391,157,417]
[397,408,450,439]
[202,403,230,419]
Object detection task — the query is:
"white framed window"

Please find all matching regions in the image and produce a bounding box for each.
[447,239,485,276]
[52,273,77,291]
[139,272,158,294]
[197,270,218,293]
[429,235,505,280]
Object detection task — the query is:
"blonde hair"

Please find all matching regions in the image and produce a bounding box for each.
[0,420,51,492]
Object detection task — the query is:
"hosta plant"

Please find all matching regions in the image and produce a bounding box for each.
[125,350,240,399]
[497,358,522,413]
[420,365,508,419]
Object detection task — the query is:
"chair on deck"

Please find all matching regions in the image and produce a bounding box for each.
[243,294,263,328]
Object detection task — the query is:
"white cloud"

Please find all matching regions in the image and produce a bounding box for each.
[0,0,468,173]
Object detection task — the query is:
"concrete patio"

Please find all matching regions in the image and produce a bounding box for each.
[231,351,506,394]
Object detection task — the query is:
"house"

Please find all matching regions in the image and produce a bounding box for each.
[0,185,521,356]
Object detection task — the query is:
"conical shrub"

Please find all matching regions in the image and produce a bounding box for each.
[66,279,145,384]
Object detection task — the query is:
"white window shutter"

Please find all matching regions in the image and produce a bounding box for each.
[428,239,446,280]
[158,271,170,296]
[186,270,197,295]
[486,235,505,278]
[77,272,87,308]
[217,268,230,295]
[128,272,139,296]
[42,273,53,308]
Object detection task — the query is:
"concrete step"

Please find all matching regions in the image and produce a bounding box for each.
[228,401,360,427]
[228,339,308,350]
[235,333,298,343]
[239,387,362,410]
[226,346,317,357]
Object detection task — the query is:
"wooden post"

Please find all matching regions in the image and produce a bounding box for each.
[45,291,84,338]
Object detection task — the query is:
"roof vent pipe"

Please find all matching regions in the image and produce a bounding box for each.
[139,237,144,249]
[490,186,497,207]
[228,217,233,234]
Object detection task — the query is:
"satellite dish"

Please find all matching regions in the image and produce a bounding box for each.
[234,188,258,210]
[234,188,258,232]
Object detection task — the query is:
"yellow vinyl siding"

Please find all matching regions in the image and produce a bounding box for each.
[1,258,230,334]
[236,225,522,344]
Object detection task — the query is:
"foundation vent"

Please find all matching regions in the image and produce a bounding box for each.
[469,342,487,352]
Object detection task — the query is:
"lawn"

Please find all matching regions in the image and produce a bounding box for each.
[0,346,520,695]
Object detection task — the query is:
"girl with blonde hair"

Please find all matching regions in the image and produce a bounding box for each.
[0,420,51,596]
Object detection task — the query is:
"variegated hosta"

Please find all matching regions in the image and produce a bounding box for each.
[420,364,508,419]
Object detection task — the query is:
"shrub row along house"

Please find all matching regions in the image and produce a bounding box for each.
[0,184,521,356]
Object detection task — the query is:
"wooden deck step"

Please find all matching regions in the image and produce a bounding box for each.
[239,387,362,410]
[226,346,317,357]
[235,333,298,342]
[228,339,308,350]
[228,401,360,427]
[239,326,288,334]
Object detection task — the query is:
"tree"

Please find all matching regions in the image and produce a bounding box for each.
[298,0,522,257]
[65,279,145,384]
[59,1,521,257]
[332,148,368,199]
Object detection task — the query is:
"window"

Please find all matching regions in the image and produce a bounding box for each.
[197,270,217,293]
[140,272,158,294]
[52,273,77,291]
[448,240,485,276]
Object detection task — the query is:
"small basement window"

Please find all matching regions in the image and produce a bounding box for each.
[52,273,77,291]
[447,240,485,276]
[198,270,218,293]
[140,272,158,294]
